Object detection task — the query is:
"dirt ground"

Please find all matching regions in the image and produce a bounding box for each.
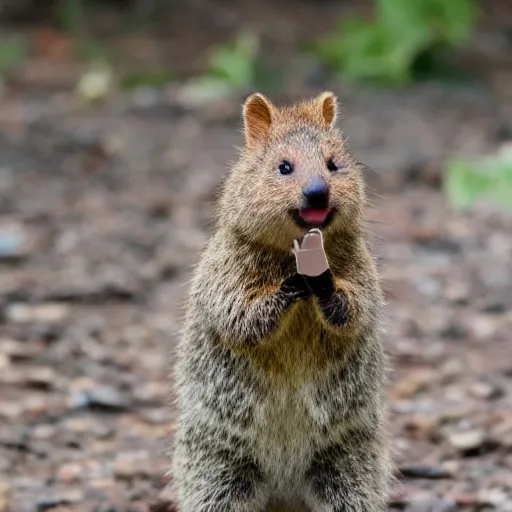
[1,2,512,511]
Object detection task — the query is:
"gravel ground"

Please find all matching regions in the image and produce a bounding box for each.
[1,3,512,511]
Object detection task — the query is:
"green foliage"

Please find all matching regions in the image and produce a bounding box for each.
[58,0,84,34]
[0,36,28,78]
[179,33,281,104]
[121,71,176,91]
[206,33,260,89]
[445,146,512,210]
[315,0,477,86]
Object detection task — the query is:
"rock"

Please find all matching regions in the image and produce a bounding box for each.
[23,366,57,390]
[444,282,470,304]
[399,466,453,480]
[0,338,44,360]
[446,428,487,453]
[391,368,437,399]
[0,353,9,370]
[139,407,174,425]
[0,222,30,260]
[404,496,458,512]
[0,482,11,512]
[36,488,83,511]
[149,484,178,512]
[22,394,50,418]
[403,413,439,440]
[5,303,70,324]
[31,424,57,440]
[76,63,114,104]
[469,381,502,400]
[478,488,509,507]
[132,381,168,405]
[70,386,130,412]
[114,451,153,479]
[56,463,83,484]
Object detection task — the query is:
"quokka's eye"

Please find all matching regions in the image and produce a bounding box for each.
[326,158,339,172]
[278,160,294,175]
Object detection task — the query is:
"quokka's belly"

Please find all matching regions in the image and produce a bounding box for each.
[250,384,327,491]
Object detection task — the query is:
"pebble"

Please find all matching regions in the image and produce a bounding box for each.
[405,496,458,512]
[469,381,502,400]
[0,353,9,370]
[6,303,70,324]
[70,386,130,411]
[36,489,83,511]
[0,223,28,260]
[0,401,23,419]
[23,367,57,390]
[0,483,11,512]
[31,424,56,440]
[446,428,487,452]
[149,484,178,512]
[403,413,439,439]
[399,466,453,480]
[56,463,83,484]
[114,451,152,479]
[391,368,437,399]
[478,488,509,507]
[139,407,174,425]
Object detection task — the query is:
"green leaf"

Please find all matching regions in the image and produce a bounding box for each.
[445,153,512,210]
[313,0,477,86]
[208,33,258,87]
[0,37,28,76]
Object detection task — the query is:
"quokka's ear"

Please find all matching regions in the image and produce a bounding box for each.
[316,91,338,129]
[243,93,273,149]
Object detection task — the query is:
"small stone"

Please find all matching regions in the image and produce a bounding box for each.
[70,386,130,411]
[0,483,11,512]
[149,484,178,512]
[405,496,457,512]
[139,407,173,425]
[23,394,50,417]
[24,366,57,389]
[403,413,439,439]
[399,466,453,480]
[114,451,152,479]
[441,460,460,476]
[5,303,70,324]
[56,463,83,483]
[478,488,509,507]
[132,381,168,404]
[1,338,44,360]
[468,315,498,340]
[444,282,470,304]
[0,401,23,418]
[0,353,9,370]
[31,424,56,440]
[36,488,83,511]
[0,222,29,260]
[469,381,502,400]
[446,428,487,452]
[391,368,437,399]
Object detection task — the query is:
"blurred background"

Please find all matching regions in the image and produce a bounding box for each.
[0,0,511,511]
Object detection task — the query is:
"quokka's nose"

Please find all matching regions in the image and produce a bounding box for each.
[303,177,329,209]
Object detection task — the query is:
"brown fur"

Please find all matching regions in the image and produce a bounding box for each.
[172,92,392,511]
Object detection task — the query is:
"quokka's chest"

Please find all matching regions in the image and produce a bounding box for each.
[243,300,349,382]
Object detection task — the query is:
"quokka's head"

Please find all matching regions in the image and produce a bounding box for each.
[219,92,366,249]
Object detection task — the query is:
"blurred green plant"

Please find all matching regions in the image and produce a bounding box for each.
[178,33,273,105]
[121,71,176,91]
[58,0,84,34]
[315,0,477,86]
[445,145,512,210]
[0,36,28,79]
